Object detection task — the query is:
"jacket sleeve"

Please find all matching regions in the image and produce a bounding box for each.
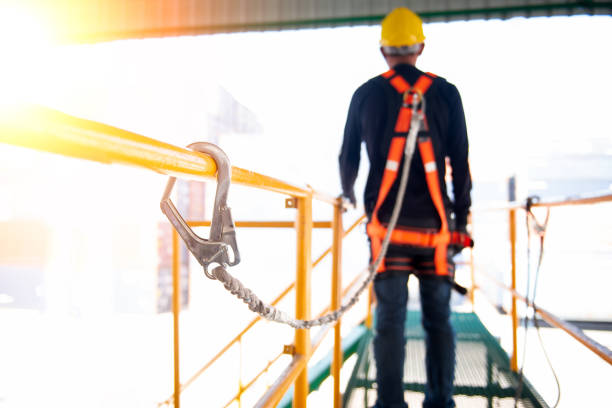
[445,84,472,229]
[338,88,363,203]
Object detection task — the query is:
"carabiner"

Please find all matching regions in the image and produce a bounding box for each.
[402,88,427,132]
[160,142,240,279]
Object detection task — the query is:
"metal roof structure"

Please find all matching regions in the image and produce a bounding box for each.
[24,0,612,44]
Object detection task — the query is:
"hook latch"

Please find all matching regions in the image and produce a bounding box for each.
[160,142,240,278]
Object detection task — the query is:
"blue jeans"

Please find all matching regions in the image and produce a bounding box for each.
[372,273,456,408]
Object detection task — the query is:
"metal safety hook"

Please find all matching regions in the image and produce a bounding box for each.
[160,142,240,279]
[402,88,427,133]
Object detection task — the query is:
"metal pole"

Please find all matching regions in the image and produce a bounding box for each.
[366,285,374,329]
[294,194,313,407]
[468,214,476,309]
[508,177,519,372]
[509,208,519,372]
[172,229,181,407]
[331,199,343,408]
[0,105,311,198]
[238,338,244,408]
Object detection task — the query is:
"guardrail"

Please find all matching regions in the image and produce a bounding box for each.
[472,189,612,370]
[0,104,361,408]
[4,105,610,407]
[157,215,367,408]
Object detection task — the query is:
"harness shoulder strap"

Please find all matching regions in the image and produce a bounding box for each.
[384,71,436,133]
[371,72,436,221]
[368,71,438,272]
[369,70,469,277]
[382,69,437,94]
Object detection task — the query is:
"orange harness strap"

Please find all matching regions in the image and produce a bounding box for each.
[367,70,454,276]
[419,138,450,275]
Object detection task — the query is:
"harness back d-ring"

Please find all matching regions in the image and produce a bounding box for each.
[160,142,240,279]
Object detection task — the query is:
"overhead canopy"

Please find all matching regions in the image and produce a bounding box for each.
[11,0,612,44]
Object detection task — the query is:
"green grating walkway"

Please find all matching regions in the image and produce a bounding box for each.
[343,311,549,408]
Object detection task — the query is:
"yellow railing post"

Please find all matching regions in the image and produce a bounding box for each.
[507,176,519,373]
[294,193,313,407]
[0,109,395,405]
[172,229,181,408]
[238,337,244,408]
[468,214,476,311]
[509,207,519,372]
[331,198,343,408]
[366,287,374,330]
[469,249,476,310]
[508,176,518,372]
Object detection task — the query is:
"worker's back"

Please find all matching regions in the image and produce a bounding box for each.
[340,63,471,231]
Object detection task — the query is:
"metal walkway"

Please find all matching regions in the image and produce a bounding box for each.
[343,311,549,408]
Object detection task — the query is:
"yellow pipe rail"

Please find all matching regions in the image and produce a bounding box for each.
[331,198,343,408]
[221,270,368,408]
[0,105,311,197]
[508,208,519,372]
[529,193,612,208]
[222,351,285,408]
[475,192,612,212]
[159,215,367,407]
[472,192,612,370]
[474,268,612,366]
[11,105,611,405]
[254,269,370,408]
[243,269,367,408]
[293,193,312,408]
[188,220,333,229]
[1,105,364,408]
[172,230,182,408]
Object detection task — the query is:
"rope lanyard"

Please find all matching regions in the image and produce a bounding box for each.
[514,196,559,408]
[161,83,427,329]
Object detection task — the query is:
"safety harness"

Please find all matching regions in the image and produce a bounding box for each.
[366,69,472,277]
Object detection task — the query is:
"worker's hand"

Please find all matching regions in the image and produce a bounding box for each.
[344,190,357,208]
[344,190,357,207]
[449,226,473,256]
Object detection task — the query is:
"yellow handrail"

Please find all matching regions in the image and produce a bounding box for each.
[158,215,366,407]
[0,104,312,198]
[474,268,612,365]
[0,105,360,408]
[188,220,333,229]
[254,269,370,408]
[8,104,609,405]
[222,351,285,408]
[472,192,612,369]
[220,268,369,408]
[474,192,612,212]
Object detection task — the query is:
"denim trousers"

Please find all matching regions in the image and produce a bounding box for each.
[372,273,456,408]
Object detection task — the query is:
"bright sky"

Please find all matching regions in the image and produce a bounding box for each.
[2,14,611,192]
[1,14,611,220]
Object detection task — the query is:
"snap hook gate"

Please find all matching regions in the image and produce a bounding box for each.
[160,142,240,279]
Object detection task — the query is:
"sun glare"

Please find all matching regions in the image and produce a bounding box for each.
[0,4,54,107]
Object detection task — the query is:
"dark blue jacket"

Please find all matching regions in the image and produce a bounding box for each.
[339,63,472,230]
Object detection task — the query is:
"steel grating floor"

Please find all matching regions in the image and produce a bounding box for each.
[343,311,549,408]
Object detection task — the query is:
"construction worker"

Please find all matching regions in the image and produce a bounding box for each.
[339,7,472,408]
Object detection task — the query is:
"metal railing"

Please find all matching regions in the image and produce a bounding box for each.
[157,215,367,408]
[0,104,366,408]
[4,105,611,408]
[471,191,612,370]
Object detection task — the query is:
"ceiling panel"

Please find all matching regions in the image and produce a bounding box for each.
[11,0,612,44]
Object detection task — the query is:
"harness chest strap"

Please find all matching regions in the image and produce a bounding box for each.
[367,70,460,276]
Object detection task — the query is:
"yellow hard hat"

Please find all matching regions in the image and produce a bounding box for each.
[380,8,425,47]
